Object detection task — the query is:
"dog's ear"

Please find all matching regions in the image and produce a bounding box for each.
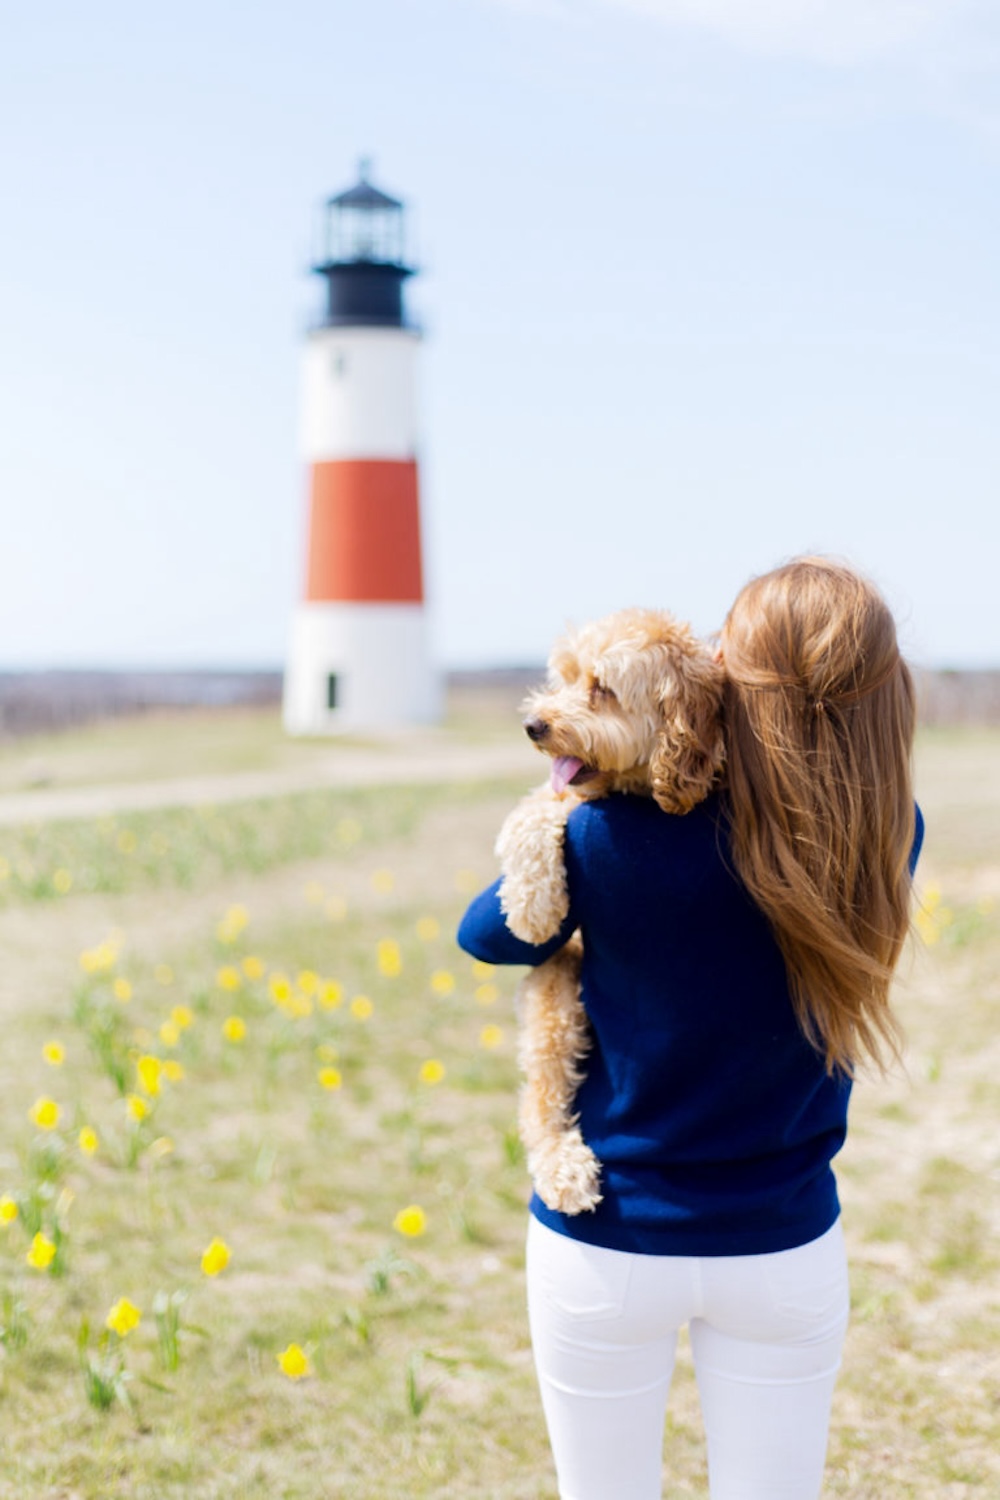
[547,627,582,687]
[650,645,725,814]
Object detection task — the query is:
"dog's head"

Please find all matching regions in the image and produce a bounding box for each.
[521,608,725,813]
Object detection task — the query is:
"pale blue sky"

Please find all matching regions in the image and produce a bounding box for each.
[2,0,998,671]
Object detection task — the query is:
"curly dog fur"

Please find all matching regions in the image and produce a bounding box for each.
[496,608,725,1214]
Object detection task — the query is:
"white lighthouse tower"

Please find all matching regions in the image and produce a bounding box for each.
[283,163,440,735]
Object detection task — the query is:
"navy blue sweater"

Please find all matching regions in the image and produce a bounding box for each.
[458,792,923,1257]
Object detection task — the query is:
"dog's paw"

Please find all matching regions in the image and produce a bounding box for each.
[500,882,568,944]
[529,1130,603,1215]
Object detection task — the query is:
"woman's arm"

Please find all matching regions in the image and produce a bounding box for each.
[457,877,578,967]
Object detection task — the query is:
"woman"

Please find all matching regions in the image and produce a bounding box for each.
[457,558,923,1500]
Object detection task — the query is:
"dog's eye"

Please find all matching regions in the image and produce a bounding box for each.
[589,680,618,707]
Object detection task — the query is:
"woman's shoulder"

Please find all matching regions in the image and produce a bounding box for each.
[568,788,723,822]
[566,790,725,853]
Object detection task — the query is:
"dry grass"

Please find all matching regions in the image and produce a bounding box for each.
[0,682,529,797]
[0,714,995,1497]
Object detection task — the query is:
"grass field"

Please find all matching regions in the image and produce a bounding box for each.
[0,709,996,1498]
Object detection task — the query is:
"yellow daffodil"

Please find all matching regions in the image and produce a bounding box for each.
[915,908,940,945]
[137,1055,163,1097]
[269,973,291,1005]
[319,981,343,1010]
[480,1025,504,1050]
[162,1060,185,1083]
[475,983,499,1006]
[26,1232,57,1270]
[126,1094,149,1122]
[216,905,249,944]
[217,966,242,992]
[317,1067,343,1091]
[350,995,374,1022]
[30,1097,60,1131]
[0,1195,18,1225]
[80,939,119,975]
[159,1021,180,1048]
[419,1059,446,1086]
[277,1343,311,1379]
[201,1237,231,1276]
[242,955,265,980]
[222,1016,246,1043]
[78,1127,99,1156]
[430,970,456,997]
[393,1205,427,1238]
[106,1298,141,1337]
[377,940,402,977]
[42,1041,65,1066]
[113,978,133,1004]
[922,883,942,913]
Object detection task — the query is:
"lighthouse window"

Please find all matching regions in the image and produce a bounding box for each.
[327,674,339,711]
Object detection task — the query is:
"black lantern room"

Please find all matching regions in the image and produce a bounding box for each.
[312,161,415,329]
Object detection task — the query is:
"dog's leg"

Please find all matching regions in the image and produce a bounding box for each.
[496,784,576,943]
[517,934,603,1214]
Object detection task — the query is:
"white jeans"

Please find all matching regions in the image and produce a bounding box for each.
[526,1216,849,1500]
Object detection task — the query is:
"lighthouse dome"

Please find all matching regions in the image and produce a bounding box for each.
[312,162,415,328]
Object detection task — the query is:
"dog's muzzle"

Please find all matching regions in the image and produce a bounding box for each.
[523,717,550,743]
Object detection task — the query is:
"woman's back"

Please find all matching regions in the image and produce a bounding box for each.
[459,790,858,1257]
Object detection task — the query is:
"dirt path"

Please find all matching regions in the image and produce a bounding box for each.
[0,738,539,827]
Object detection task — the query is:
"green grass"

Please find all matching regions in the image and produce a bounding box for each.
[0,779,523,908]
[0,720,996,1496]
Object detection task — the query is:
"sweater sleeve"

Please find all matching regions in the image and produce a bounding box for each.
[909,802,925,875]
[452,834,578,972]
[456,877,579,966]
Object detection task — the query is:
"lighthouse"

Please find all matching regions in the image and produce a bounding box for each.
[283,164,440,735]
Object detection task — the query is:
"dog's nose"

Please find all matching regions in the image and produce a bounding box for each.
[523,717,550,743]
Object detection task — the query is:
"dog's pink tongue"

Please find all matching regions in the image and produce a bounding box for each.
[551,756,584,794]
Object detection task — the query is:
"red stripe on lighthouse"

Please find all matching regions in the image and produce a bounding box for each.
[305,459,424,603]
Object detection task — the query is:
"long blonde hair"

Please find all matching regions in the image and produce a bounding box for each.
[721,557,917,1075]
